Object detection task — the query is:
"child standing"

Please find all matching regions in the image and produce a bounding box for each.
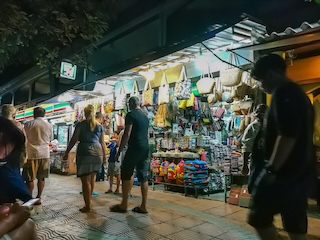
[106,131,120,193]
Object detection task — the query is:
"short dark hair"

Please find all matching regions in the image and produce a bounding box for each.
[128,96,140,108]
[34,107,46,118]
[95,112,103,119]
[251,54,287,80]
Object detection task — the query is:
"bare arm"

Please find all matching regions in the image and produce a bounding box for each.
[118,125,132,153]
[64,127,80,155]
[268,135,296,172]
[99,130,106,162]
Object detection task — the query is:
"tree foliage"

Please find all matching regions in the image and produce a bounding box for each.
[0,0,116,74]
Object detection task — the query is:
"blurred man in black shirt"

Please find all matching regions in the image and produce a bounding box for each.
[249,54,316,240]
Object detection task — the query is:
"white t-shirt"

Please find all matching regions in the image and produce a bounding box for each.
[24,117,53,159]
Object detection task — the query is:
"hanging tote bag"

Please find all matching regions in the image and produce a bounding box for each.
[130,80,140,97]
[158,72,170,105]
[236,71,252,99]
[214,77,223,102]
[197,63,215,94]
[174,66,191,100]
[142,78,154,106]
[220,52,243,87]
[114,84,127,110]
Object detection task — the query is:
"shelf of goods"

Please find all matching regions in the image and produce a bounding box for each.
[151,142,245,199]
[151,152,209,198]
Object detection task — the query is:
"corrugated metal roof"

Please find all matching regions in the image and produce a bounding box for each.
[257,20,320,43]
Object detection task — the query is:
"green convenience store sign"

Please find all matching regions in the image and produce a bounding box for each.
[16,102,69,121]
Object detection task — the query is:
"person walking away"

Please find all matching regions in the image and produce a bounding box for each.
[1,104,27,167]
[241,104,267,175]
[63,105,106,213]
[23,107,53,204]
[248,54,316,240]
[0,117,32,204]
[110,96,149,214]
[106,131,121,193]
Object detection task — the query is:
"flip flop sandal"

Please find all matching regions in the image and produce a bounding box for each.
[132,206,148,214]
[110,205,127,213]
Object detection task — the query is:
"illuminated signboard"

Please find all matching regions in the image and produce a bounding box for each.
[60,62,77,80]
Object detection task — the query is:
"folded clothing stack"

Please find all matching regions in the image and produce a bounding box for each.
[184,160,209,184]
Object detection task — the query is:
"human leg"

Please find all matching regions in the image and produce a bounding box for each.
[135,157,149,213]
[7,218,37,240]
[255,226,278,240]
[140,181,148,212]
[80,175,91,212]
[109,174,114,192]
[36,159,49,199]
[90,173,96,196]
[36,179,45,198]
[26,181,34,196]
[281,196,308,240]
[107,163,115,193]
[22,160,36,196]
[120,176,134,209]
[115,174,120,193]
[248,189,278,240]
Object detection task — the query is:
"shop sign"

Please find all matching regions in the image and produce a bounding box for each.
[15,110,25,121]
[24,107,35,119]
[40,104,54,114]
[53,102,69,113]
[60,62,77,80]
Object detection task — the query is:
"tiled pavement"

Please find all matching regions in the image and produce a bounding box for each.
[31,174,320,240]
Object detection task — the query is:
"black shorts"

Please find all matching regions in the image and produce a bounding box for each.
[121,146,149,182]
[248,183,308,234]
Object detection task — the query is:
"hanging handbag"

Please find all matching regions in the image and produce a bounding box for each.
[197,63,215,94]
[174,66,191,100]
[220,53,243,87]
[114,84,127,110]
[115,112,125,128]
[214,77,223,102]
[154,104,167,128]
[158,72,170,105]
[130,80,140,97]
[142,78,154,106]
[236,71,252,99]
